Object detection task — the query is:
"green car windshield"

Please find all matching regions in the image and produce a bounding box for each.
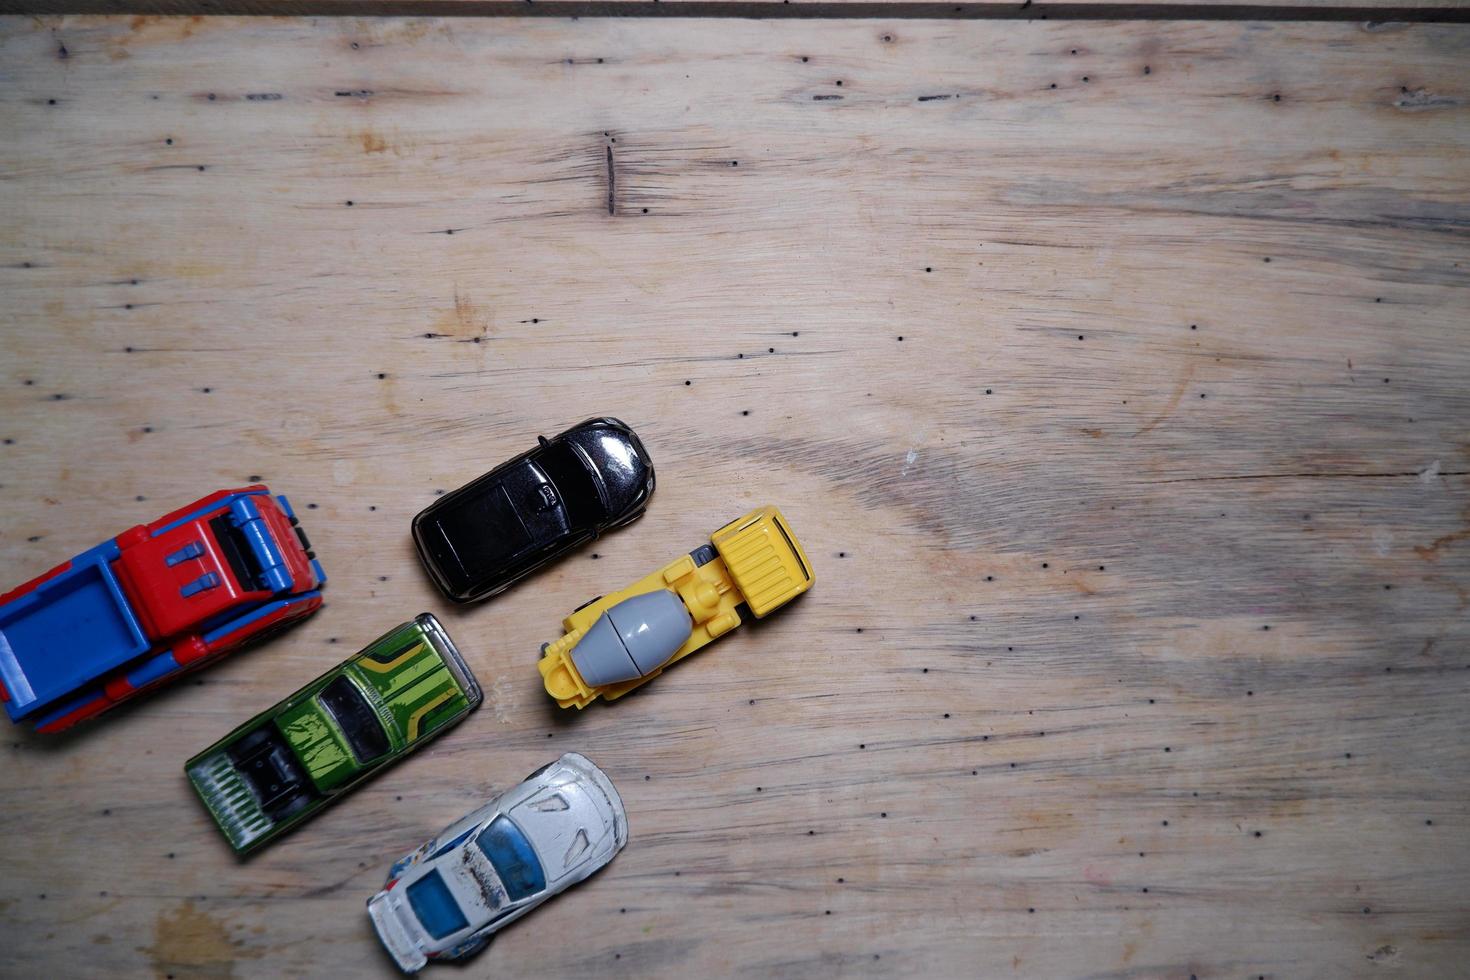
[317,676,389,764]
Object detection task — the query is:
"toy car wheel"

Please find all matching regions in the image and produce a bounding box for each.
[444,933,492,961]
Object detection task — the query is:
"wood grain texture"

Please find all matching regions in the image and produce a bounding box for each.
[2,14,1469,979]
[5,3,1470,21]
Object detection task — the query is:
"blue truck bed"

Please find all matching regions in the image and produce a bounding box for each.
[0,540,152,721]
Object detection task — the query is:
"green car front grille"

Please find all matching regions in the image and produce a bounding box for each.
[187,750,274,852]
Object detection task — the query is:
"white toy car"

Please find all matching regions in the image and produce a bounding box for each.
[367,752,627,973]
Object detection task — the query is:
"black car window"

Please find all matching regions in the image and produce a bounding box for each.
[317,676,390,764]
[427,483,532,582]
[535,443,602,529]
[209,514,266,592]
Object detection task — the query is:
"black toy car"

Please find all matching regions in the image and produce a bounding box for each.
[412,418,655,603]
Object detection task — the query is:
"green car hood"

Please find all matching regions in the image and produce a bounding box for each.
[345,637,470,744]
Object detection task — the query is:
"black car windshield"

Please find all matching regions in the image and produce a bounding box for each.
[317,676,390,764]
[535,443,602,529]
[209,514,267,592]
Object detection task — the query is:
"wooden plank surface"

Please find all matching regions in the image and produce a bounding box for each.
[2,14,1469,979]
[6,1,1470,19]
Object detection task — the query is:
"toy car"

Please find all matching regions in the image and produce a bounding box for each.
[186,613,481,855]
[0,485,324,733]
[412,418,654,603]
[538,505,813,709]
[368,752,626,973]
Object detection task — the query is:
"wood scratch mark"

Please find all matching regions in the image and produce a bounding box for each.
[606,144,615,216]
[1414,525,1470,561]
[1133,364,1194,437]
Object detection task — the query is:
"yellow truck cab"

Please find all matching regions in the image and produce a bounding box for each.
[538,506,813,709]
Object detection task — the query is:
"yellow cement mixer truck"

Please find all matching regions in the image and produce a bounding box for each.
[537,506,813,709]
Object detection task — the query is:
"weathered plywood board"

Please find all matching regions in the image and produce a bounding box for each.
[7,1,1470,19]
[1,14,1469,979]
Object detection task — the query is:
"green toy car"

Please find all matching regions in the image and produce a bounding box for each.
[186,613,482,855]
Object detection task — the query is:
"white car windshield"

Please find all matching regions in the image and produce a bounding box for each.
[405,869,468,940]
[474,816,546,902]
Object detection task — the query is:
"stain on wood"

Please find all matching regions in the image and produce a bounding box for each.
[0,14,1467,980]
[144,900,261,979]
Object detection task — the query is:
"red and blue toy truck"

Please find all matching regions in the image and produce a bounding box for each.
[0,485,325,733]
